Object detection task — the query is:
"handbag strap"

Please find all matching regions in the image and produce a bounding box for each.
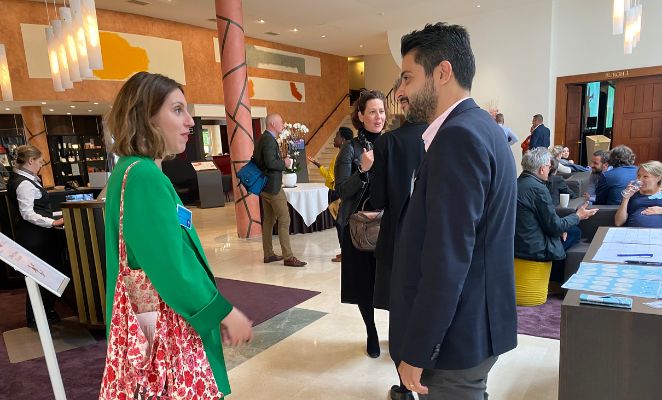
[118,161,141,275]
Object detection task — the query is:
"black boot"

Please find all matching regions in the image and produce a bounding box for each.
[366,329,380,358]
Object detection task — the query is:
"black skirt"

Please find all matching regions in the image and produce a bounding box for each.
[340,225,378,307]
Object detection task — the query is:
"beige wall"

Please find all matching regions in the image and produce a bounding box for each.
[348,59,365,90]
[363,54,400,95]
[0,0,348,139]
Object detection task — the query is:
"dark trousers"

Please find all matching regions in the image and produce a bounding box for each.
[420,356,498,400]
[551,225,582,283]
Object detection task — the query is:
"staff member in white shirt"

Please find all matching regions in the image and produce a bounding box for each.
[7,145,65,327]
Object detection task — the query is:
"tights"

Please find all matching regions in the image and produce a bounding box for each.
[357,303,376,336]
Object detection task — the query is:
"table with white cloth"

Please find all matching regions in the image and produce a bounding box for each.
[268,183,334,234]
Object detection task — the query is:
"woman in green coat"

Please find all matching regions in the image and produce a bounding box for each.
[103,72,253,397]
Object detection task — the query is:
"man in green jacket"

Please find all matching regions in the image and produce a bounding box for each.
[253,114,306,267]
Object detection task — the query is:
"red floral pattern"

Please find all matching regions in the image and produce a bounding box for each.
[100,161,223,399]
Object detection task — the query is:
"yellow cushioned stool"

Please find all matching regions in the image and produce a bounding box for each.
[514,258,552,306]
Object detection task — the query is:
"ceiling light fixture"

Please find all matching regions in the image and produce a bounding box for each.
[257,19,265,24]
[49,108,55,112]
[93,101,99,104]
[4,108,10,111]
[41,101,47,105]
[70,105,76,108]
[290,28,299,32]
[613,0,643,54]
[0,44,13,101]
[43,0,103,92]
[321,35,326,38]
[67,112,71,115]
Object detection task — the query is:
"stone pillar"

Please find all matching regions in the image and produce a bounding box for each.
[214,0,261,239]
[20,106,54,187]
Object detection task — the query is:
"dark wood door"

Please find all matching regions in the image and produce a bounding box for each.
[564,85,583,162]
[613,75,662,162]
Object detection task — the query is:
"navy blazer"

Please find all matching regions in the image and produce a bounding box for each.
[529,124,550,149]
[389,98,518,370]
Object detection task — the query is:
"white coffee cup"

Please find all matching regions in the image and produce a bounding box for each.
[560,193,570,208]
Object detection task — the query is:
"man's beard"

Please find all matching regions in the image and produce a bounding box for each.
[407,77,438,124]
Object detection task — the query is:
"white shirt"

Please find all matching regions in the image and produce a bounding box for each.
[421,97,471,151]
[14,169,55,228]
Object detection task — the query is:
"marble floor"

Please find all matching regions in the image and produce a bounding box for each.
[193,205,560,400]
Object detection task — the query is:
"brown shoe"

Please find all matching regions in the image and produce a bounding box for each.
[264,255,284,263]
[283,257,307,267]
[331,254,341,262]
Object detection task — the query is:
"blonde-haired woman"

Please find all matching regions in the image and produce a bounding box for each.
[100,72,252,399]
[615,160,662,228]
[7,145,65,327]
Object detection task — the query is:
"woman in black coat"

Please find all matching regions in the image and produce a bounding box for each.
[334,89,386,358]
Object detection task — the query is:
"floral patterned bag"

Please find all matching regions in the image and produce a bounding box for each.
[99,161,224,400]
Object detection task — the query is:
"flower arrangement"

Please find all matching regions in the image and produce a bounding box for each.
[277,122,309,173]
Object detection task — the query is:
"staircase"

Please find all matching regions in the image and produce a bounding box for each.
[307,112,402,184]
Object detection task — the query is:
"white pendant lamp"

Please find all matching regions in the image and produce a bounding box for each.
[69,0,93,78]
[59,7,82,82]
[0,44,13,101]
[51,19,73,89]
[45,26,64,92]
[81,0,103,70]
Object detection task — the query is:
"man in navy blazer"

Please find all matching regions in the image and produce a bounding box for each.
[391,23,518,399]
[529,114,550,150]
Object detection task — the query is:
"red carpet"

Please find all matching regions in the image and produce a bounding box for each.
[0,278,319,400]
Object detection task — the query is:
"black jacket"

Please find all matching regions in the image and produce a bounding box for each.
[334,136,369,228]
[253,131,286,195]
[515,171,579,261]
[370,121,427,309]
[546,175,577,206]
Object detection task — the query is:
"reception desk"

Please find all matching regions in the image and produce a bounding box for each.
[61,200,106,329]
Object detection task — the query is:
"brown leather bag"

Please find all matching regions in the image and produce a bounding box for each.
[348,210,383,251]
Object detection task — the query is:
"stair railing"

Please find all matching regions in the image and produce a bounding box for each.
[305,92,350,145]
[385,87,403,118]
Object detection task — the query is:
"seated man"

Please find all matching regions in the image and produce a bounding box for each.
[595,145,638,205]
[547,158,578,206]
[584,150,610,203]
[515,148,597,306]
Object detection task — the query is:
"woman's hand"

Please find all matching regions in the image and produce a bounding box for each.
[306,155,320,167]
[52,218,64,228]
[641,206,662,215]
[360,149,374,172]
[220,308,253,346]
[621,183,639,199]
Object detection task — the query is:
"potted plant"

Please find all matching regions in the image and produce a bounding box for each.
[277,122,308,188]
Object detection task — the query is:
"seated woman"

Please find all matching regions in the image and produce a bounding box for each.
[559,146,590,172]
[615,160,662,228]
[547,158,578,206]
[515,148,597,306]
[550,145,572,174]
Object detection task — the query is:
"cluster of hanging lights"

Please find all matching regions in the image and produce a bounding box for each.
[613,0,643,55]
[44,0,104,92]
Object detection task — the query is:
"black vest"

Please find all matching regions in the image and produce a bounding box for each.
[7,172,53,224]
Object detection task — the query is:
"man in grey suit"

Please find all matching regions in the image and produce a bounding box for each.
[390,23,518,399]
[253,113,306,267]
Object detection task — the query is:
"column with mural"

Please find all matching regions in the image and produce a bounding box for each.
[214,0,261,238]
[20,106,54,187]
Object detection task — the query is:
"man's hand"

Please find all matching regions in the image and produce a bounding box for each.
[576,202,598,220]
[284,157,294,169]
[398,361,428,395]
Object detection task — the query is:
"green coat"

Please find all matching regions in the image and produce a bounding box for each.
[105,156,233,395]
